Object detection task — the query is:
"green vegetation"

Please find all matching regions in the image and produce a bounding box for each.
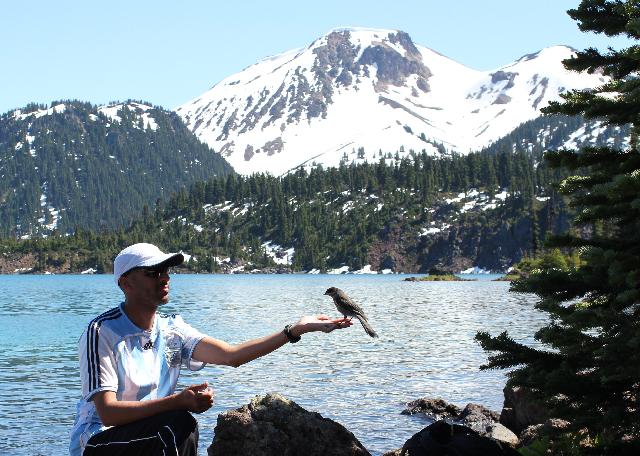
[405,267,476,281]
[477,1,640,453]
[0,100,232,236]
[495,248,582,281]
[3,99,628,274]
[1,148,572,273]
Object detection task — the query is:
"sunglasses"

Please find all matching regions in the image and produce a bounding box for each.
[123,266,171,279]
[140,267,171,279]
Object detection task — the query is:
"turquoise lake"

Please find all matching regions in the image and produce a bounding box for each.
[0,274,546,455]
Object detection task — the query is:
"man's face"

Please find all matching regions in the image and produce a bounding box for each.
[120,267,171,307]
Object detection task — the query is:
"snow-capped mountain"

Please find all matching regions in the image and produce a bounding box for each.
[176,27,608,175]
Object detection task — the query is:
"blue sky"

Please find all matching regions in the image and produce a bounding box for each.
[0,0,630,114]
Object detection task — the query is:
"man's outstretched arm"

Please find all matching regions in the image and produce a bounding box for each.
[193,315,350,368]
[92,382,213,426]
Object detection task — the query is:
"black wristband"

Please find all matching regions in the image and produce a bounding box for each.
[283,324,301,343]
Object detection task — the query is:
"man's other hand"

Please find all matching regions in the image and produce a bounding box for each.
[177,382,214,414]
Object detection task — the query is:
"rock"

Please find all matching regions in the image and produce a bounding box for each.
[542,418,570,435]
[380,254,397,271]
[382,450,402,456]
[458,404,517,447]
[500,386,548,435]
[518,424,543,447]
[485,423,519,447]
[402,397,461,420]
[458,403,500,433]
[207,393,371,456]
[517,420,570,448]
[400,420,521,456]
[402,399,518,448]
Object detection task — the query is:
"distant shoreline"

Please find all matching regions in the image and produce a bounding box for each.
[0,270,510,278]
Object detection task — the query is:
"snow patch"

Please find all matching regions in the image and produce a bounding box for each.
[262,241,294,265]
[351,265,377,274]
[494,190,508,200]
[37,185,62,232]
[327,266,350,274]
[98,105,123,123]
[460,266,491,274]
[420,223,450,236]
[97,102,159,130]
[13,103,66,121]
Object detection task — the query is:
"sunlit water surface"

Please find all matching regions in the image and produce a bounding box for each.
[0,274,546,455]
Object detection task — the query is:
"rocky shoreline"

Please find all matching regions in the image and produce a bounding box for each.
[206,386,560,455]
[403,275,477,282]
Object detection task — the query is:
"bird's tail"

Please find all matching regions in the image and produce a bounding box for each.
[356,315,378,338]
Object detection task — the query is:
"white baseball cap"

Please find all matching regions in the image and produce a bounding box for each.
[114,243,184,285]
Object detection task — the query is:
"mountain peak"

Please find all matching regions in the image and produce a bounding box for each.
[499,45,577,72]
[312,28,422,60]
[176,30,608,175]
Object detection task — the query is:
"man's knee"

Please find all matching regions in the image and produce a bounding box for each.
[158,411,198,456]
[158,410,198,435]
[164,410,197,426]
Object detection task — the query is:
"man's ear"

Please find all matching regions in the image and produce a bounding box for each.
[118,275,130,292]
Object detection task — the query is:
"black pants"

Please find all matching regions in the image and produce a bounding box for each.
[84,410,198,456]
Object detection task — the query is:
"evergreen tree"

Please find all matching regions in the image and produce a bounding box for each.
[476,2,640,453]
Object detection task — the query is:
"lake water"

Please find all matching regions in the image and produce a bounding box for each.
[0,274,546,455]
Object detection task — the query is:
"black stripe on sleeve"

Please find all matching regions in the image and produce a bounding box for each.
[86,307,121,392]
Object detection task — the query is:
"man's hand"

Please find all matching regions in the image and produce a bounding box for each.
[176,382,214,414]
[293,314,353,336]
[93,385,214,427]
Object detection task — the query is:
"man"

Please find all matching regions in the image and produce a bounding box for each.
[69,243,351,455]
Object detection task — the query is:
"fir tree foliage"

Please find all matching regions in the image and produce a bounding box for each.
[476,1,640,453]
[2,149,571,274]
[0,100,233,237]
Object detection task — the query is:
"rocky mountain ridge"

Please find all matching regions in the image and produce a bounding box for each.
[176,27,615,175]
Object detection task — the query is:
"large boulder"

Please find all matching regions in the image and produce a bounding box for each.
[207,393,371,456]
[400,420,521,456]
[401,397,518,448]
[500,386,548,435]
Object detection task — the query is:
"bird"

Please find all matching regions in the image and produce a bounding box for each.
[324,287,378,338]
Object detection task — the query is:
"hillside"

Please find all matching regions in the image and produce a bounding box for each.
[1,149,571,274]
[0,100,233,237]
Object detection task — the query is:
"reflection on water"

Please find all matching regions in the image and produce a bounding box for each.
[0,274,545,455]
